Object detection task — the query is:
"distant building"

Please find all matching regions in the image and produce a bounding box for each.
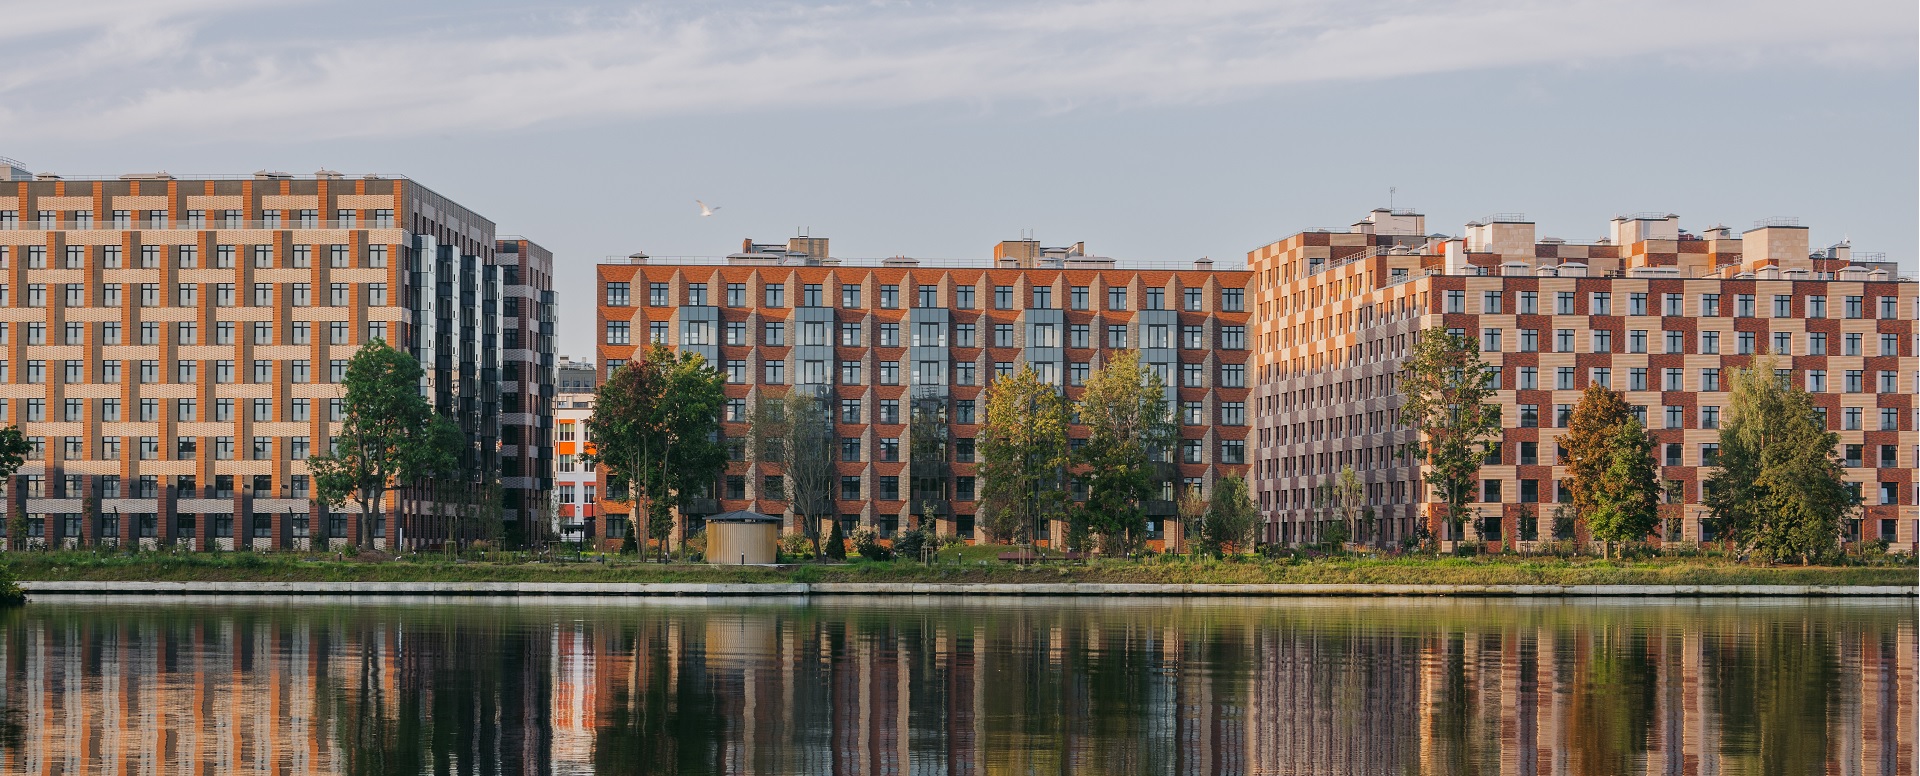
[554,390,597,544]
[0,166,554,550]
[557,355,597,393]
[598,236,1251,551]
[1249,209,1917,550]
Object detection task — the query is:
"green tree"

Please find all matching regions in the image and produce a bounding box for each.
[1563,383,1660,558]
[586,346,728,560]
[977,365,1071,547]
[1704,362,1858,564]
[823,517,847,561]
[1399,330,1501,541]
[308,340,462,550]
[1199,475,1260,557]
[749,390,835,556]
[0,426,33,551]
[1073,351,1176,555]
[1582,420,1661,558]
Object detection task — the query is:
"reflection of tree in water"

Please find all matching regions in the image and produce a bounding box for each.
[0,609,23,758]
[592,622,726,775]
[336,613,554,776]
[1711,614,1840,776]
[1569,622,1657,775]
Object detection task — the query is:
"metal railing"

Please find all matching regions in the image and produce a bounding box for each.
[1752,216,1801,228]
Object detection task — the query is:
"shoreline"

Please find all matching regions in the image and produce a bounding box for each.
[19,580,1917,597]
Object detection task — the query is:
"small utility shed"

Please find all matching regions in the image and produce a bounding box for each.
[706,511,781,565]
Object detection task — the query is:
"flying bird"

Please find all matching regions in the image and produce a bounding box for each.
[697,200,721,217]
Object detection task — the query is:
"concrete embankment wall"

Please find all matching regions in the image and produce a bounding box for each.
[18,581,1917,597]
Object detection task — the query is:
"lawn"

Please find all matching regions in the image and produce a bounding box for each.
[4,545,1911,587]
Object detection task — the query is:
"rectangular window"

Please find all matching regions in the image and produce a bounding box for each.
[605,321,630,344]
[1070,286,1089,310]
[994,286,1013,309]
[955,286,974,309]
[765,284,785,307]
[763,360,785,384]
[1555,292,1574,315]
[1221,402,1245,426]
[879,285,899,309]
[1219,364,1245,388]
[1808,296,1826,318]
[1108,287,1128,310]
[1663,293,1683,316]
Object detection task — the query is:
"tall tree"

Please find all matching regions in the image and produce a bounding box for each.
[1563,383,1660,558]
[1704,362,1857,564]
[1199,475,1260,557]
[309,340,462,550]
[1581,419,1661,558]
[1330,465,1365,547]
[1399,330,1501,542]
[749,389,835,556]
[1073,351,1176,555]
[977,365,1071,546]
[586,346,728,559]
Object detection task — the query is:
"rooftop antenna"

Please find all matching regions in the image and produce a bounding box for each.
[1389,186,1397,209]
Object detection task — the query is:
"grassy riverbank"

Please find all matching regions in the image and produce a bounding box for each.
[4,548,1911,587]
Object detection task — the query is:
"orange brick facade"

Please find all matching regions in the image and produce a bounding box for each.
[596,251,1253,551]
[1249,210,1919,551]
[0,172,552,550]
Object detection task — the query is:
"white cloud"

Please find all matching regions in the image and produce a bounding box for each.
[0,0,1910,142]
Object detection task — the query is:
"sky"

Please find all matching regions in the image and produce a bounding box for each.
[2,0,1914,359]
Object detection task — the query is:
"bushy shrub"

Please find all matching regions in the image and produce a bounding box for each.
[683,530,707,563]
[778,533,815,562]
[893,524,932,562]
[850,528,892,561]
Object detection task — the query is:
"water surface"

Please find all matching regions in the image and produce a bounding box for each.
[0,596,1911,774]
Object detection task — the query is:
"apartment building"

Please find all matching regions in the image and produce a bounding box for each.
[0,165,552,550]
[495,236,558,544]
[554,389,598,544]
[597,237,1253,550]
[1249,209,1918,550]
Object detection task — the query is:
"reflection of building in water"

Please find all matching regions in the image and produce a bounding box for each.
[0,607,1910,774]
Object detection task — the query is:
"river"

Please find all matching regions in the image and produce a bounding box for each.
[0,596,1910,774]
